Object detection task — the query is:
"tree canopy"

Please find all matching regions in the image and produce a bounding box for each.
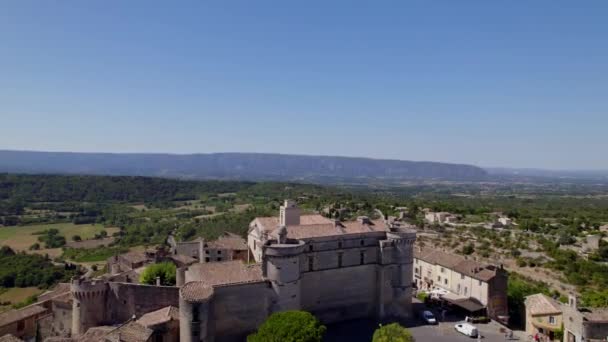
[247,311,326,342]
[372,323,415,342]
[139,262,176,286]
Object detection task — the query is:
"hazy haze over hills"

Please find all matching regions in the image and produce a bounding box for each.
[0,150,488,182]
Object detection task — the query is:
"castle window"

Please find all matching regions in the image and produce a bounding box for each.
[338,241,342,249]
[218,250,222,255]
[308,256,314,271]
[437,276,441,282]
[338,252,343,267]
[360,240,364,246]
[444,278,448,285]
[360,251,365,265]
[309,244,313,252]
[192,305,199,322]
[205,257,210,262]
[205,250,209,255]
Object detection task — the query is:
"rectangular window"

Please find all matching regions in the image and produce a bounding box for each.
[444,278,448,285]
[218,250,222,255]
[308,256,314,271]
[549,316,556,325]
[437,276,441,282]
[415,267,419,274]
[360,251,365,265]
[217,257,222,261]
[457,284,461,293]
[309,244,313,252]
[479,280,482,286]
[205,257,210,262]
[338,252,343,267]
[461,274,464,280]
[464,287,468,296]
[440,267,445,273]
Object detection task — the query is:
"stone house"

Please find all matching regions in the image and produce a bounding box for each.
[524,293,563,341]
[0,305,48,341]
[413,247,509,322]
[172,233,249,264]
[424,212,458,225]
[561,295,608,342]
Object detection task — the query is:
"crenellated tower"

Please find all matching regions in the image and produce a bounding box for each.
[262,227,306,312]
[377,226,417,320]
[71,277,110,335]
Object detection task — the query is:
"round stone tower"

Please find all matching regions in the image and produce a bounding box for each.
[385,226,417,318]
[263,236,306,312]
[179,282,214,342]
[71,277,109,335]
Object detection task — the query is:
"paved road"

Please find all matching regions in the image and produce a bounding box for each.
[325,318,521,342]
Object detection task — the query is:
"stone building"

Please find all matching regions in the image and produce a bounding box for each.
[561,295,608,342]
[524,293,563,341]
[413,247,509,323]
[177,200,416,342]
[172,233,249,264]
[0,305,47,341]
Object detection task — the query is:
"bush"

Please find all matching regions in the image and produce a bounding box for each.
[72,235,82,242]
[139,262,176,286]
[372,323,415,342]
[247,311,326,342]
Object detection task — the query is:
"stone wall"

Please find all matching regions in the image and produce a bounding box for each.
[300,264,379,323]
[210,282,274,342]
[107,283,180,323]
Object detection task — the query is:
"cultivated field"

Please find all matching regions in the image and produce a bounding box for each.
[0,223,120,257]
[0,287,43,313]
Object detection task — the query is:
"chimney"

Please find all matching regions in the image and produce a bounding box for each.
[280,200,300,226]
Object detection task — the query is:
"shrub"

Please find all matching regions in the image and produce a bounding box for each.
[139,262,176,286]
[247,311,326,342]
[372,323,415,342]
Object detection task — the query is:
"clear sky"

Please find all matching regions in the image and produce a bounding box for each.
[1,1,607,170]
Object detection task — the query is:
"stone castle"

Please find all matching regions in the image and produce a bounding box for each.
[27,200,416,342]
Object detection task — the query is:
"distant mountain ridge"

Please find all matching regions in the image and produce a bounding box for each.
[0,150,488,182]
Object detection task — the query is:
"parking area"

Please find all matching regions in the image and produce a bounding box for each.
[325,300,525,342]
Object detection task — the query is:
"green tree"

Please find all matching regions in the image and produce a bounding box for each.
[247,311,326,342]
[372,323,415,342]
[139,262,176,286]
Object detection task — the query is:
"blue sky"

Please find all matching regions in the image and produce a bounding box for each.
[1,1,607,169]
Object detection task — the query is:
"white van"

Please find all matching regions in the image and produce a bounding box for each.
[454,322,479,338]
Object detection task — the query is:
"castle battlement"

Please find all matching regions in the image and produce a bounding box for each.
[70,278,108,300]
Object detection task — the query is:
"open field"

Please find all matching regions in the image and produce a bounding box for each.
[0,223,120,253]
[0,287,43,313]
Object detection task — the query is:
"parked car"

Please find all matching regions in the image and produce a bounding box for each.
[454,322,478,337]
[421,310,437,324]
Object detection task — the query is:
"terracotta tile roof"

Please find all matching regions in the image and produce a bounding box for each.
[414,247,500,282]
[525,294,562,316]
[284,219,389,239]
[0,334,23,342]
[136,306,179,327]
[118,251,150,265]
[253,214,333,232]
[581,308,608,322]
[78,326,114,341]
[0,305,47,327]
[186,260,264,287]
[168,254,197,266]
[206,233,248,250]
[180,282,214,302]
[105,321,153,342]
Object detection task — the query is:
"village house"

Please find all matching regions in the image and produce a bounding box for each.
[424,211,458,225]
[413,247,509,323]
[524,293,563,341]
[0,304,48,341]
[170,232,250,263]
